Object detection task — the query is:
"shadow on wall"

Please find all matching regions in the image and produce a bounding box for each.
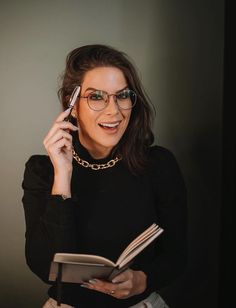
[121,2,223,308]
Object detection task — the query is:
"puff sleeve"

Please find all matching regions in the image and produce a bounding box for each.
[22,155,78,283]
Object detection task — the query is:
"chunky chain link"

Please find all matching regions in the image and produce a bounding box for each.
[72,148,122,170]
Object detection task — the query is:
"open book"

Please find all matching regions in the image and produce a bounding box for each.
[49,223,163,284]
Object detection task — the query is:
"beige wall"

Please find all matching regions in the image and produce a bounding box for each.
[0,1,224,307]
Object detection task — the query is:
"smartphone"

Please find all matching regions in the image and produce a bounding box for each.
[65,85,81,122]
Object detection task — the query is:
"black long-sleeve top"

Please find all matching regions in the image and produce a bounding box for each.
[22,137,187,308]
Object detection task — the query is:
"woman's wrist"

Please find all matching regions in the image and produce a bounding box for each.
[134,271,147,294]
[51,171,72,198]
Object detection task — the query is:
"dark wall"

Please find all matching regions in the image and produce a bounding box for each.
[149,2,224,308]
[219,1,234,306]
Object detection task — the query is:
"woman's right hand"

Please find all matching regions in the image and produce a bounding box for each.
[43,108,78,176]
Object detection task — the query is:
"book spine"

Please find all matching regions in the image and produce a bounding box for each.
[108,262,132,281]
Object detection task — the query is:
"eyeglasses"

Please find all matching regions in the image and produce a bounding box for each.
[80,89,137,111]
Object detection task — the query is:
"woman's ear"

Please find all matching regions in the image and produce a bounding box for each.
[71,108,77,118]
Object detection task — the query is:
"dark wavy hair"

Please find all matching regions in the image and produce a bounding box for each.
[58,44,155,175]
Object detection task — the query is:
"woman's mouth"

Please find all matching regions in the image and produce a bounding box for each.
[98,121,121,133]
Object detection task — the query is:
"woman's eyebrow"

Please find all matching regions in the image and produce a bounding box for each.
[84,86,129,93]
[84,87,98,92]
[116,86,128,93]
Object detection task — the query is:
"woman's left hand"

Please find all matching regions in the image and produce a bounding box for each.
[81,269,147,299]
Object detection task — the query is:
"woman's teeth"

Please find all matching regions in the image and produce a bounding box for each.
[99,122,120,128]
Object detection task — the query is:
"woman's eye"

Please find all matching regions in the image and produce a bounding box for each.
[117,91,129,100]
[90,93,103,100]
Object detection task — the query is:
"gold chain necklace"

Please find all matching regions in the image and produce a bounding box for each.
[72,148,122,170]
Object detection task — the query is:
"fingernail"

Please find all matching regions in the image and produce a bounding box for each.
[80,284,89,288]
[89,279,98,284]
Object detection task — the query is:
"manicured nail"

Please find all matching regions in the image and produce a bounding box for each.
[89,279,98,284]
[80,284,89,288]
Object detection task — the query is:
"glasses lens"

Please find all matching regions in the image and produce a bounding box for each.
[116,90,137,109]
[87,89,137,111]
[88,91,106,111]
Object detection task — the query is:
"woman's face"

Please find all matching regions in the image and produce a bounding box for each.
[75,67,132,158]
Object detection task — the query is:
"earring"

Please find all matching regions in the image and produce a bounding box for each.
[71,109,77,118]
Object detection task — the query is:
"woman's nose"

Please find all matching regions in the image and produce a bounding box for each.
[104,95,120,115]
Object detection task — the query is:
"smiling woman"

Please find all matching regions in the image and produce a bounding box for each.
[74,67,133,159]
[58,45,155,173]
[22,44,187,308]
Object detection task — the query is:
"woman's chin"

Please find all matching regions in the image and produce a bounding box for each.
[93,136,122,152]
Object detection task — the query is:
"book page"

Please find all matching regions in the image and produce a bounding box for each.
[117,229,163,268]
[116,224,163,267]
[116,224,158,263]
[54,253,116,267]
[118,225,161,260]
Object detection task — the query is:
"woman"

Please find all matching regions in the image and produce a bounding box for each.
[22,44,187,308]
